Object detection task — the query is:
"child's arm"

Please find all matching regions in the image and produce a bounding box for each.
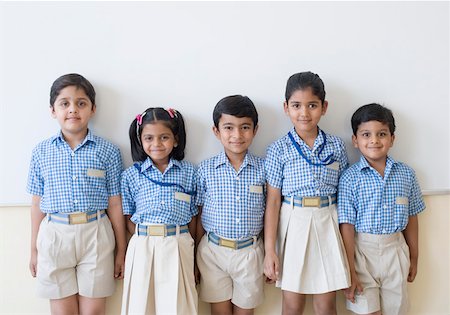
[340,223,363,303]
[125,215,135,236]
[263,184,281,283]
[194,206,204,284]
[107,195,127,280]
[188,215,197,240]
[402,215,419,282]
[29,195,45,277]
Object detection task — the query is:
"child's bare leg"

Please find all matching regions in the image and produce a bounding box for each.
[312,291,337,315]
[50,294,78,315]
[282,290,306,315]
[233,305,254,315]
[78,296,106,315]
[211,300,233,315]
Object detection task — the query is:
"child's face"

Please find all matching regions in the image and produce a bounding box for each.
[284,88,327,137]
[140,122,177,167]
[213,114,258,159]
[51,85,95,138]
[352,121,395,166]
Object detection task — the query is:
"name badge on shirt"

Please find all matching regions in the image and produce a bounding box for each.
[175,192,191,203]
[249,185,263,194]
[87,168,106,178]
[326,161,340,171]
[395,197,409,205]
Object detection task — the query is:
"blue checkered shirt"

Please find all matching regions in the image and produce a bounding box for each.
[338,156,425,234]
[27,130,123,213]
[265,127,349,197]
[196,152,266,239]
[121,157,198,225]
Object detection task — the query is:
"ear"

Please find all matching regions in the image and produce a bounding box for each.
[173,134,179,147]
[91,104,96,116]
[50,106,56,118]
[352,134,358,148]
[253,124,259,136]
[212,126,220,139]
[321,100,328,115]
[283,101,289,115]
[390,134,395,147]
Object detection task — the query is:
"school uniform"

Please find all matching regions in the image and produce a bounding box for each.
[120,157,198,315]
[196,152,266,309]
[265,127,350,294]
[338,156,425,315]
[27,130,122,299]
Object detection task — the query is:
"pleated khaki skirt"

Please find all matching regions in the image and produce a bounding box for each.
[121,232,198,315]
[276,199,350,294]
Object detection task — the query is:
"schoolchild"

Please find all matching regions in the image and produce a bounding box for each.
[120,107,198,315]
[27,73,127,314]
[264,71,350,315]
[338,103,426,315]
[196,95,266,315]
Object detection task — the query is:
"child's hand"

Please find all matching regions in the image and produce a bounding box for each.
[29,249,38,277]
[263,251,279,282]
[408,257,418,282]
[344,273,363,303]
[114,250,126,280]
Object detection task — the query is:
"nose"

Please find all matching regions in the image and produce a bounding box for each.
[68,102,78,113]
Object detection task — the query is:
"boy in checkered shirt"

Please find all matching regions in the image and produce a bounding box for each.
[196,95,266,315]
[338,103,426,315]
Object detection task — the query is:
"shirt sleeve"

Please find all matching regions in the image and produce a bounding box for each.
[265,143,283,189]
[408,169,426,216]
[106,146,123,196]
[337,171,357,225]
[195,164,206,206]
[121,171,136,216]
[190,165,199,216]
[336,137,349,178]
[27,147,43,196]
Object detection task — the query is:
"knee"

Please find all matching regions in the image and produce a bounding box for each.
[313,301,336,315]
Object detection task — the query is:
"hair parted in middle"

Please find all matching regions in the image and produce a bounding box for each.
[129,107,186,162]
[285,71,326,103]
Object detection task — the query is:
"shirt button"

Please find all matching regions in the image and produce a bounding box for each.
[316,190,320,195]
[235,176,240,180]
[236,196,240,201]
[73,175,77,180]
[71,152,75,157]
[383,205,387,209]
[161,201,165,205]
[236,218,240,223]
[73,200,78,204]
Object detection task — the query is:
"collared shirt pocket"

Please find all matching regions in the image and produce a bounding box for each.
[394,196,409,230]
[85,168,108,200]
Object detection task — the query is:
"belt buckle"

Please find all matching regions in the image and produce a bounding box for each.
[302,197,321,207]
[69,212,88,224]
[148,225,166,236]
[219,238,237,249]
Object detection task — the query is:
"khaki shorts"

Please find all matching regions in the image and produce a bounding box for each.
[347,232,410,315]
[196,234,264,309]
[36,214,116,299]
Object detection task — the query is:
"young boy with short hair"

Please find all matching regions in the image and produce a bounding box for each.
[338,103,426,315]
[196,95,266,315]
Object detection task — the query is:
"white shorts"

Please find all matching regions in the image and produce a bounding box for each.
[196,234,264,309]
[277,201,350,294]
[36,214,115,299]
[347,232,410,315]
[121,231,198,315]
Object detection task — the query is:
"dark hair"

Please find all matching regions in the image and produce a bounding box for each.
[285,71,326,103]
[351,103,396,135]
[212,95,258,128]
[50,73,96,108]
[129,107,186,162]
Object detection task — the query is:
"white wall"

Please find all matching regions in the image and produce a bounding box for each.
[0,195,448,314]
[0,1,449,205]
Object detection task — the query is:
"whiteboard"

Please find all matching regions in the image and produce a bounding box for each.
[0,2,449,205]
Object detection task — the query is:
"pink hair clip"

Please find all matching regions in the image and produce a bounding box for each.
[136,114,143,125]
[166,108,176,119]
